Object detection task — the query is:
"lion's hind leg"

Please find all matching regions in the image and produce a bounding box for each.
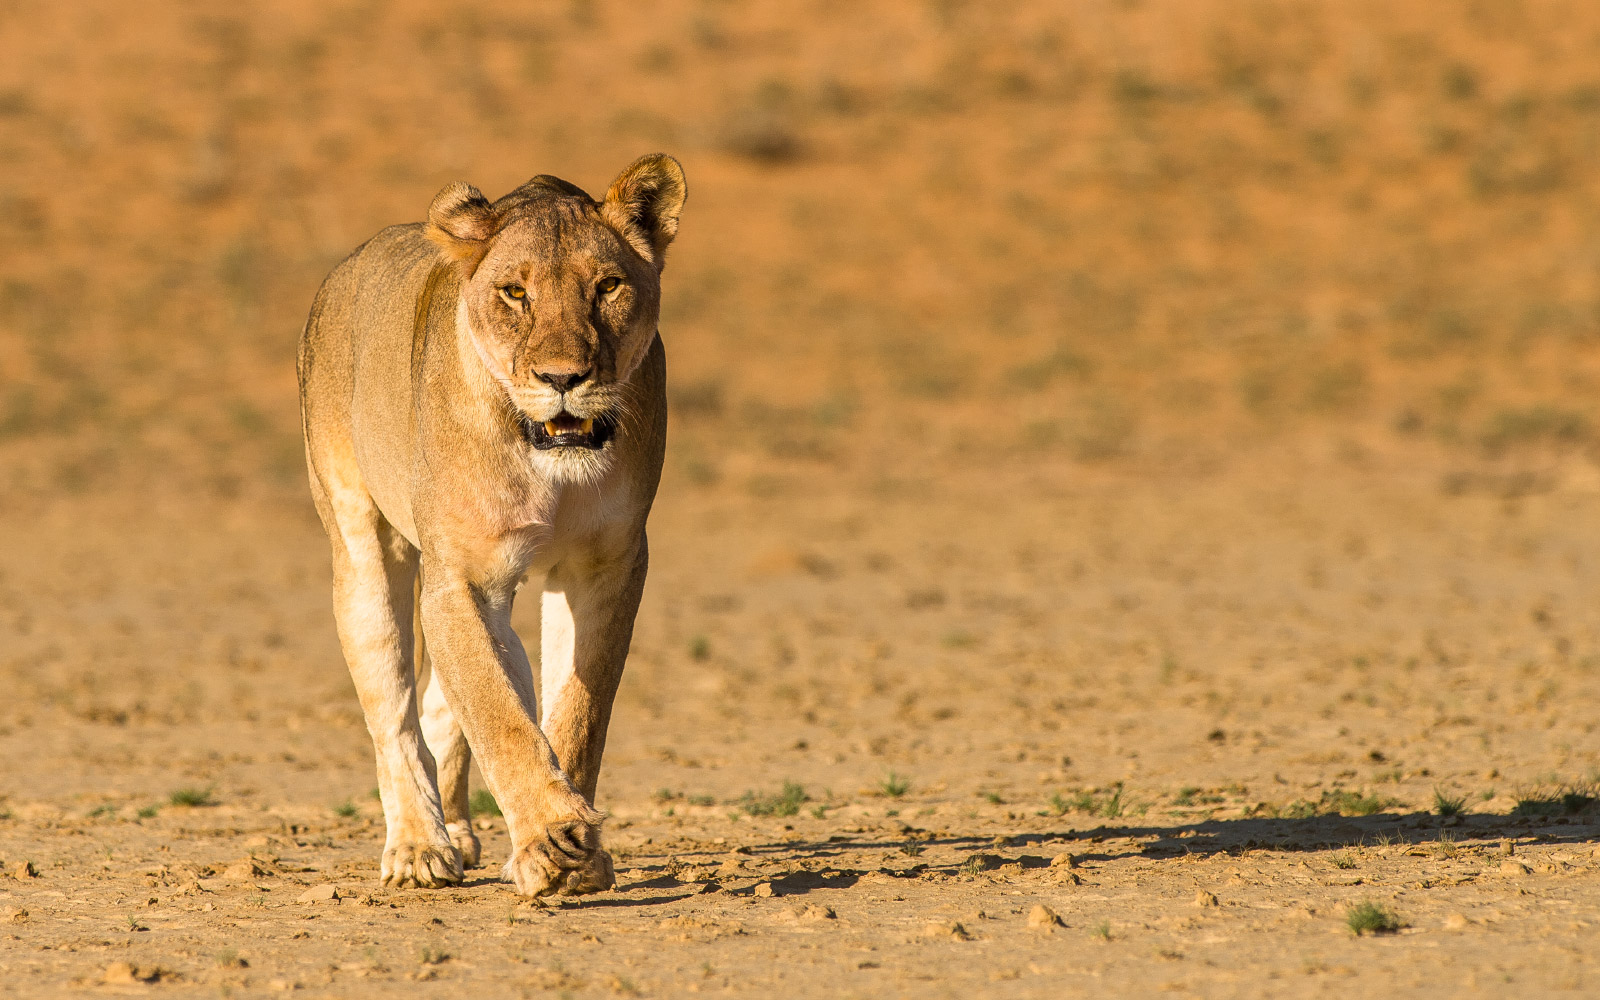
[417,636,482,868]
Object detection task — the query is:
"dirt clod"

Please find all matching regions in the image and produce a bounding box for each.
[1026,904,1063,930]
[1195,889,1221,907]
[296,884,338,903]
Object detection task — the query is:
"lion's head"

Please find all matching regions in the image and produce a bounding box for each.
[425,154,686,479]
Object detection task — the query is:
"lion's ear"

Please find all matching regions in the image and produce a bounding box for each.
[426,182,496,270]
[602,154,687,269]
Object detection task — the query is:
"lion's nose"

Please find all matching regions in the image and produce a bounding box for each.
[535,368,591,393]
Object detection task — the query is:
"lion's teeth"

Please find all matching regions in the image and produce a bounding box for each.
[580,419,594,434]
[544,421,558,435]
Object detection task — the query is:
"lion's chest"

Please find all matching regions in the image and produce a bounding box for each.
[477,475,639,583]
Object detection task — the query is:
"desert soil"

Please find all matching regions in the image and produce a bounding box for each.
[4,1,1600,997]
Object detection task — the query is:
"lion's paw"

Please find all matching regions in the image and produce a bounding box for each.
[446,821,482,869]
[381,842,464,889]
[501,808,605,898]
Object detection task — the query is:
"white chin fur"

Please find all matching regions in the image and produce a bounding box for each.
[528,446,614,486]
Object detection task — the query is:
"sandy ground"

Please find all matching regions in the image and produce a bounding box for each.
[5,444,1600,997]
[4,0,1600,996]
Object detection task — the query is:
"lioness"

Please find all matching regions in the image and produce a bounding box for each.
[296,155,685,897]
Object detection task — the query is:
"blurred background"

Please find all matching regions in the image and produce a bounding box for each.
[3,0,1600,805]
[6,0,1600,500]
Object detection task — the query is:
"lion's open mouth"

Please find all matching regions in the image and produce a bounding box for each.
[522,410,617,451]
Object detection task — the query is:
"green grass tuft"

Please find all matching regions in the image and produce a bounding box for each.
[168,787,215,808]
[1433,787,1467,817]
[879,772,910,798]
[1512,778,1597,817]
[333,800,358,818]
[1049,783,1125,818]
[1277,788,1397,818]
[738,781,808,817]
[1346,901,1403,936]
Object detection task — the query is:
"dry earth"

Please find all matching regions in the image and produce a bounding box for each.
[5,1,1600,997]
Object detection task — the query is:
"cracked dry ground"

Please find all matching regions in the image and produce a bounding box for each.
[4,448,1600,998]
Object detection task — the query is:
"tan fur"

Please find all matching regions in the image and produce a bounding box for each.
[297,155,685,896]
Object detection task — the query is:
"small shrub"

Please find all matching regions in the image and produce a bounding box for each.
[1433,787,1467,817]
[880,773,910,798]
[688,635,712,661]
[333,800,358,818]
[1346,901,1402,936]
[1512,778,1597,817]
[1048,784,1125,818]
[1330,853,1357,870]
[738,781,807,817]
[1089,920,1112,940]
[1480,406,1588,453]
[168,787,215,808]
[1279,789,1397,818]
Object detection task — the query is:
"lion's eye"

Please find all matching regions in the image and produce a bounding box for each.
[501,285,525,301]
[597,277,621,296]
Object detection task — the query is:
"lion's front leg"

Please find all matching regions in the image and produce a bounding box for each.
[418,568,604,898]
[535,537,648,895]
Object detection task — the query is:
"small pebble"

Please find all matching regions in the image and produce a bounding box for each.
[297,884,339,903]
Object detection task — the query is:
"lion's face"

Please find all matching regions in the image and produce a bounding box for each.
[427,157,686,480]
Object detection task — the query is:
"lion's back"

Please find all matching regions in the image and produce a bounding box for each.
[298,223,444,542]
